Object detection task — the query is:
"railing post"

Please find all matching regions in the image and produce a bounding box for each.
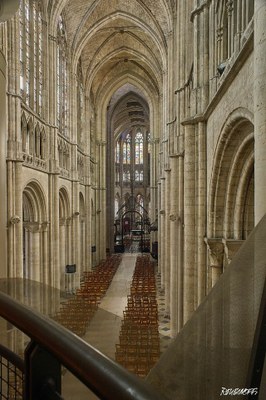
[25,341,62,400]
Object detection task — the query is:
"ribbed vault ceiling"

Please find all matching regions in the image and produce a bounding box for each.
[108,84,150,139]
[48,0,174,128]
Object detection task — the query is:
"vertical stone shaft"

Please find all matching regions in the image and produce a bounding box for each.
[197,122,206,306]
[0,51,7,277]
[254,0,266,223]
[183,124,195,323]
[164,170,171,315]
[160,177,166,288]
[170,155,179,335]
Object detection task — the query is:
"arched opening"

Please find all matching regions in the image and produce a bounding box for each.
[59,187,70,290]
[105,84,151,253]
[23,181,47,283]
[210,116,254,239]
[207,110,254,285]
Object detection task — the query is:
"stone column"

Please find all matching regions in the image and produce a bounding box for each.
[6,16,23,279]
[0,51,7,277]
[100,141,107,260]
[72,181,80,287]
[150,138,159,244]
[183,124,196,323]
[164,169,171,316]
[169,156,179,336]
[106,109,114,255]
[177,152,184,330]
[254,0,266,223]
[196,122,206,305]
[159,176,166,288]
[59,219,66,290]
[85,182,92,271]
[42,225,48,285]
[31,230,40,282]
[157,179,161,273]
[25,222,41,282]
[48,32,60,289]
[205,238,224,288]
[14,159,23,277]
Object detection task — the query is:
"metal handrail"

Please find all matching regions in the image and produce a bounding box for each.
[0,291,167,400]
[0,343,24,372]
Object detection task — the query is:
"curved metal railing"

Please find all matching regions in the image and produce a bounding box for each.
[0,291,167,400]
[0,344,24,399]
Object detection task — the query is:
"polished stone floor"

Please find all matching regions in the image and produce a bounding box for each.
[0,253,173,399]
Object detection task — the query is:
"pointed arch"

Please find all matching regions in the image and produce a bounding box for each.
[209,108,254,239]
[23,180,47,222]
[21,112,28,152]
[27,118,34,155]
[22,180,47,282]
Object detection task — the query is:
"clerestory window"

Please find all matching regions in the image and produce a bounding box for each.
[77,58,84,146]
[57,15,68,137]
[19,0,43,114]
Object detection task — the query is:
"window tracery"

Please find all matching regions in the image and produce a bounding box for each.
[57,14,68,137]
[135,131,143,164]
[123,134,131,164]
[77,58,84,146]
[116,141,120,163]
[19,0,43,114]
[116,128,148,186]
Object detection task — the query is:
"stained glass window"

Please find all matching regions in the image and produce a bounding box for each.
[20,0,43,113]
[135,131,143,164]
[123,170,130,182]
[19,0,31,106]
[114,197,119,215]
[116,141,120,163]
[147,132,151,153]
[123,134,131,164]
[57,15,68,137]
[77,59,84,145]
[33,1,43,114]
[116,168,120,183]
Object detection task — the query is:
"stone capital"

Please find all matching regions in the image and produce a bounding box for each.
[204,238,224,269]
[24,222,42,233]
[222,238,244,266]
[41,222,49,232]
[169,214,177,221]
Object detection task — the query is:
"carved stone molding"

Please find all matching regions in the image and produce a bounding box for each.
[24,222,42,233]
[23,221,49,233]
[222,239,244,267]
[204,238,224,269]
[169,214,177,221]
[59,218,66,226]
[66,217,72,226]
[41,222,49,232]
[10,215,21,224]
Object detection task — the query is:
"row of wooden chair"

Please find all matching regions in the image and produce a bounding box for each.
[115,255,161,378]
[51,255,121,336]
